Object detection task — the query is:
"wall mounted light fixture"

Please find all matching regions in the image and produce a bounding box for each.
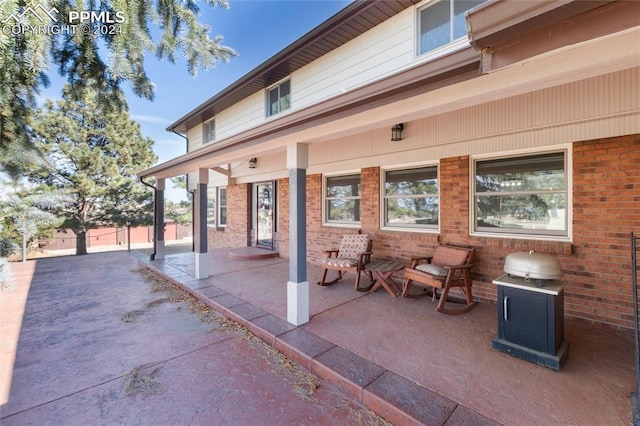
[248,158,257,168]
[391,123,404,141]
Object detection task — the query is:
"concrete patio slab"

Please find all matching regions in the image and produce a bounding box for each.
[1,252,388,425]
[8,247,633,425]
[140,247,636,425]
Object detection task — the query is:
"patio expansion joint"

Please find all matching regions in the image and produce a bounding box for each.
[206,258,290,279]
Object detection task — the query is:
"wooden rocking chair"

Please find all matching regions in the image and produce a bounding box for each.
[317,234,374,291]
[402,244,478,315]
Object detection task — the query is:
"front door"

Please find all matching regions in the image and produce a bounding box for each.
[255,181,275,249]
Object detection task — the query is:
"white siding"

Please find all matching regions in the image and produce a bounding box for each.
[186,170,229,191]
[186,7,421,150]
[232,152,288,184]
[208,170,228,188]
[307,68,639,173]
[216,91,265,140]
[295,9,415,109]
[187,124,203,152]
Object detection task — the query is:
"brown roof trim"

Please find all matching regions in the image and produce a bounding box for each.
[141,47,480,178]
[466,0,615,50]
[167,0,421,133]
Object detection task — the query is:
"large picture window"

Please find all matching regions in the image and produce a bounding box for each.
[383,166,438,229]
[266,79,291,117]
[325,174,361,225]
[474,151,568,237]
[418,0,483,56]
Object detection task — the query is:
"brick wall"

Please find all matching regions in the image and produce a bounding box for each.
[206,134,640,328]
[277,177,289,258]
[568,135,640,327]
[306,135,639,328]
[206,183,250,249]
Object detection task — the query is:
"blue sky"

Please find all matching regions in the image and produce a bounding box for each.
[42,0,351,200]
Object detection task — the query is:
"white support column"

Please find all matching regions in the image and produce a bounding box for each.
[155,178,166,260]
[286,143,309,326]
[194,168,209,279]
[287,280,309,325]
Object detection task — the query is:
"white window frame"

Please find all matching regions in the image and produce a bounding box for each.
[217,187,227,228]
[323,172,362,228]
[470,145,572,241]
[265,78,291,118]
[206,186,227,228]
[415,0,482,59]
[380,164,440,233]
[202,118,215,144]
[206,186,216,228]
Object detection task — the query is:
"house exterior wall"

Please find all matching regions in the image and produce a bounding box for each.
[307,68,638,173]
[187,123,203,151]
[570,135,639,325]
[294,8,415,110]
[276,177,289,258]
[206,183,250,249]
[272,134,638,329]
[215,91,265,141]
[203,66,639,328]
[186,7,428,153]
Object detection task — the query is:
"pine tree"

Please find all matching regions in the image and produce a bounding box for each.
[0,189,69,261]
[0,0,235,173]
[30,83,158,255]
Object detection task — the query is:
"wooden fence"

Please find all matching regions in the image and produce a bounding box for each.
[41,222,192,251]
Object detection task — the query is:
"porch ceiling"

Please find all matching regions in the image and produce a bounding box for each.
[141,26,640,180]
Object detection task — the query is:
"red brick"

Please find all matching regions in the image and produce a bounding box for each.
[208,134,640,328]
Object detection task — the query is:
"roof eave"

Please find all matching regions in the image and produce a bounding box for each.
[144,47,481,179]
[166,0,421,134]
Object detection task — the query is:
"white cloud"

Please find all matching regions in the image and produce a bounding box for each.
[131,114,172,125]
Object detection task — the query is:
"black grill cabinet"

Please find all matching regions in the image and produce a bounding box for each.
[492,273,568,370]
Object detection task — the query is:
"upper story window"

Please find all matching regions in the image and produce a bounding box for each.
[203,119,215,143]
[383,166,439,230]
[473,151,569,238]
[418,0,483,56]
[324,174,361,225]
[266,79,291,117]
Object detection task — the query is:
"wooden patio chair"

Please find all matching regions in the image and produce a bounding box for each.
[401,244,478,315]
[317,233,374,291]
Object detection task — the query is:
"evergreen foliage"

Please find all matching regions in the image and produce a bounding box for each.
[166,200,192,225]
[0,0,236,173]
[0,189,69,261]
[29,83,158,255]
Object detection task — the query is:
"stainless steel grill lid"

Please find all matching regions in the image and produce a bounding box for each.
[504,250,562,280]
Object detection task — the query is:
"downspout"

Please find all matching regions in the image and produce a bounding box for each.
[140,177,157,260]
[190,190,196,252]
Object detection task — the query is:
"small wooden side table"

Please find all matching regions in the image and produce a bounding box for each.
[366,260,405,297]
